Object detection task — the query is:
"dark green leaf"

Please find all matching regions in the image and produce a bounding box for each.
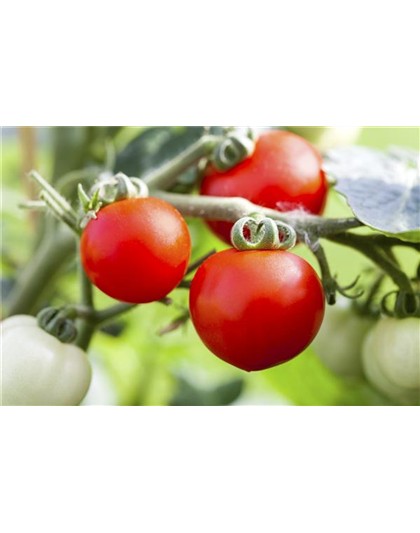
[115,127,205,178]
[324,146,420,242]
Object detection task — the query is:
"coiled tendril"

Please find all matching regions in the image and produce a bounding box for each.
[212,131,255,171]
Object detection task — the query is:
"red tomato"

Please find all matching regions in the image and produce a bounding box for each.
[189,249,325,371]
[80,198,191,303]
[200,130,328,244]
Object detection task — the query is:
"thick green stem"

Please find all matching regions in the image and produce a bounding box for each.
[5,228,75,316]
[152,191,363,236]
[143,135,220,190]
[75,260,96,351]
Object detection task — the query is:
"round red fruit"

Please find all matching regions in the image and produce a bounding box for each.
[189,249,325,371]
[81,197,191,303]
[200,130,328,244]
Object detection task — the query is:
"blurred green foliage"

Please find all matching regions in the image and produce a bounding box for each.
[1,127,418,405]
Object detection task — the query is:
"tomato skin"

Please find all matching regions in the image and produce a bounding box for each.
[200,130,328,244]
[189,249,325,371]
[81,197,191,303]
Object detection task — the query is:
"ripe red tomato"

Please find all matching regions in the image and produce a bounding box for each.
[200,130,328,244]
[189,249,325,371]
[80,197,191,303]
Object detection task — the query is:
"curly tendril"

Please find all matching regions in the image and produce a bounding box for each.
[231,214,297,251]
[212,132,255,171]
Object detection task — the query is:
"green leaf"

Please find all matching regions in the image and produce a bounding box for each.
[324,146,420,242]
[115,126,205,178]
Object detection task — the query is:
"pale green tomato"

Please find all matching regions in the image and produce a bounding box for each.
[362,325,419,406]
[287,127,362,151]
[364,317,419,390]
[1,315,91,406]
[312,301,375,379]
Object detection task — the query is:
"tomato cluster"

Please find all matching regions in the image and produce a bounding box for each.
[77,131,329,373]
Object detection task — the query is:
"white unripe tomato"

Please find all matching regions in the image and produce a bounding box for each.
[362,321,419,406]
[1,315,92,406]
[371,317,419,390]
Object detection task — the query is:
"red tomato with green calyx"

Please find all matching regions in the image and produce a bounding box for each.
[200,130,328,244]
[189,249,325,371]
[81,197,191,304]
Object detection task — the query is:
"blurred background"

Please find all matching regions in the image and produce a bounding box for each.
[1,126,419,406]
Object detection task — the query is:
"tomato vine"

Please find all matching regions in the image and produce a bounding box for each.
[5,129,420,365]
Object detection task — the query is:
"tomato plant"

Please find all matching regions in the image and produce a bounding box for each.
[3,127,420,406]
[2,315,91,406]
[81,197,191,303]
[189,249,325,371]
[200,130,328,244]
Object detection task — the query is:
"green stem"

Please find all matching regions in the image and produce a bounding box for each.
[92,297,172,325]
[93,302,137,324]
[143,135,220,190]
[366,235,420,251]
[152,191,363,237]
[305,238,337,304]
[75,255,96,351]
[5,228,75,316]
[186,250,216,275]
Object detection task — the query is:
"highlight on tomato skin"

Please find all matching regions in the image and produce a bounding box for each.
[80,197,192,304]
[200,129,328,245]
[189,249,326,372]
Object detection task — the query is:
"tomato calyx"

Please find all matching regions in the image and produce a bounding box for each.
[37,306,78,343]
[230,214,297,251]
[78,173,150,229]
[90,172,148,205]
